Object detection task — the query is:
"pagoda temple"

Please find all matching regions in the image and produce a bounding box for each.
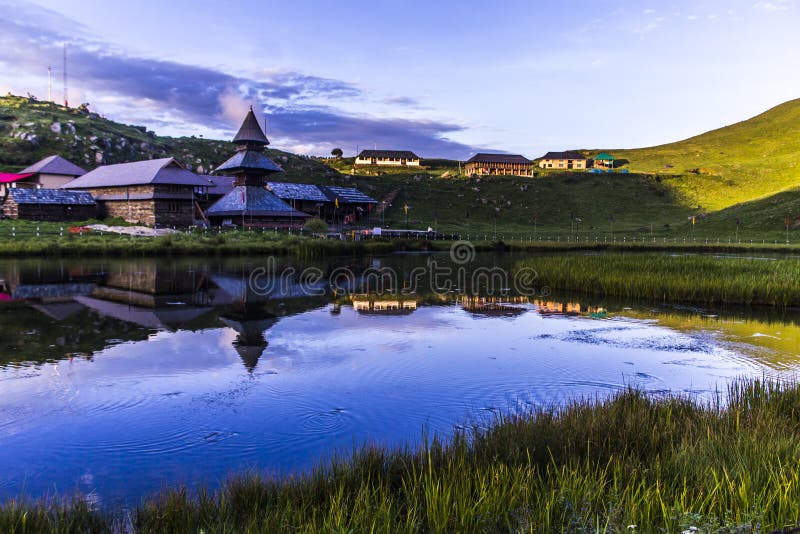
[206,107,308,227]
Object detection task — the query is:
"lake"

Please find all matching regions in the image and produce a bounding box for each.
[1,252,798,506]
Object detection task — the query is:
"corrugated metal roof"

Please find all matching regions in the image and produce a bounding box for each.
[320,185,378,204]
[594,152,615,160]
[357,149,419,160]
[7,188,96,205]
[467,153,533,164]
[214,150,283,174]
[21,155,86,176]
[268,182,330,202]
[63,158,211,188]
[540,151,586,160]
[207,186,309,217]
[233,108,270,145]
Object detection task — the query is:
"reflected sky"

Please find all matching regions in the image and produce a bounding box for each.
[0,255,798,506]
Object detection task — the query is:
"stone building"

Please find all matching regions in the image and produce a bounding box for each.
[2,188,96,221]
[63,157,210,227]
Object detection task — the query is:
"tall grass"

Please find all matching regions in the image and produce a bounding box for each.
[517,253,800,307]
[4,379,800,532]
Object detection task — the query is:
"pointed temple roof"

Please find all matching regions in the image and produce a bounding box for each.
[233,107,270,146]
[206,185,309,218]
[213,109,282,179]
[214,150,283,175]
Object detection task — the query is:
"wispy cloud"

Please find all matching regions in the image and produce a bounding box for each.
[0,0,477,158]
[753,0,792,11]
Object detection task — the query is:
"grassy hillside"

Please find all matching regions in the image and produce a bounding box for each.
[606,99,800,211]
[2,93,799,241]
[0,94,337,181]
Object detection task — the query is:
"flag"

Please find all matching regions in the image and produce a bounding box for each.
[692,216,696,225]
[465,209,470,220]
[534,212,538,222]
[241,189,245,203]
[787,216,791,228]
[335,197,339,209]
[735,217,740,226]
[404,203,409,215]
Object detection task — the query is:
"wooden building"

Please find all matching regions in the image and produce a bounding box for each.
[265,182,377,224]
[19,155,87,188]
[2,188,96,221]
[465,153,535,176]
[355,150,420,167]
[63,157,210,227]
[538,151,587,170]
[592,152,615,169]
[207,108,308,227]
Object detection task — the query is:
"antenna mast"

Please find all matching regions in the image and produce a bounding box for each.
[62,44,68,107]
[47,66,52,102]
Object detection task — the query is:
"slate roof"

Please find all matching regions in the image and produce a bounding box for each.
[357,149,419,160]
[214,151,283,175]
[233,108,270,146]
[540,151,586,161]
[320,185,378,204]
[467,153,533,165]
[63,158,211,188]
[205,175,236,197]
[268,182,330,202]
[206,186,310,218]
[21,155,86,176]
[7,188,96,205]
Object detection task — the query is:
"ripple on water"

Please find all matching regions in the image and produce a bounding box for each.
[67,428,241,457]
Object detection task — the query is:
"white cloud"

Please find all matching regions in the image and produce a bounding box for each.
[754,0,792,11]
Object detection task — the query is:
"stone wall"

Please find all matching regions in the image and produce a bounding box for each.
[2,199,97,221]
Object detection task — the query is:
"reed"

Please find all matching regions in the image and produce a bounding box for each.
[517,253,800,307]
[3,379,800,532]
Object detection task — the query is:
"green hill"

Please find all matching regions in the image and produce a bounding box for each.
[606,99,800,211]
[2,93,798,240]
[0,94,337,181]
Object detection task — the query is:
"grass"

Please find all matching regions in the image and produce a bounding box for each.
[517,253,800,307]
[5,379,800,532]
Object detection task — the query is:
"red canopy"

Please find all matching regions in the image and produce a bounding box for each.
[0,172,35,184]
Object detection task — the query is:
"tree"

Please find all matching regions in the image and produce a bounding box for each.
[331,148,343,159]
[303,217,329,235]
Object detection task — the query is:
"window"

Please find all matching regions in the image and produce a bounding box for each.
[167,201,181,213]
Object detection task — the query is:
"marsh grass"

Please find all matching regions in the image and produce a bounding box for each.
[518,253,800,307]
[4,380,800,532]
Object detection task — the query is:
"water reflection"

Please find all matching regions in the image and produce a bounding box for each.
[1,255,800,505]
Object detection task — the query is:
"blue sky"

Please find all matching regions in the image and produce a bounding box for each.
[1,0,798,158]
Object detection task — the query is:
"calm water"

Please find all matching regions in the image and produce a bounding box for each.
[0,253,799,506]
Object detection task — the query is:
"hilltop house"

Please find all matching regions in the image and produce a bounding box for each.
[206,108,308,227]
[63,157,210,227]
[592,152,615,169]
[0,155,86,196]
[355,150,420,167]
[538,151,587,170]
[20,155,87,188]
[2,188,96,221]
[465,153,535,176]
